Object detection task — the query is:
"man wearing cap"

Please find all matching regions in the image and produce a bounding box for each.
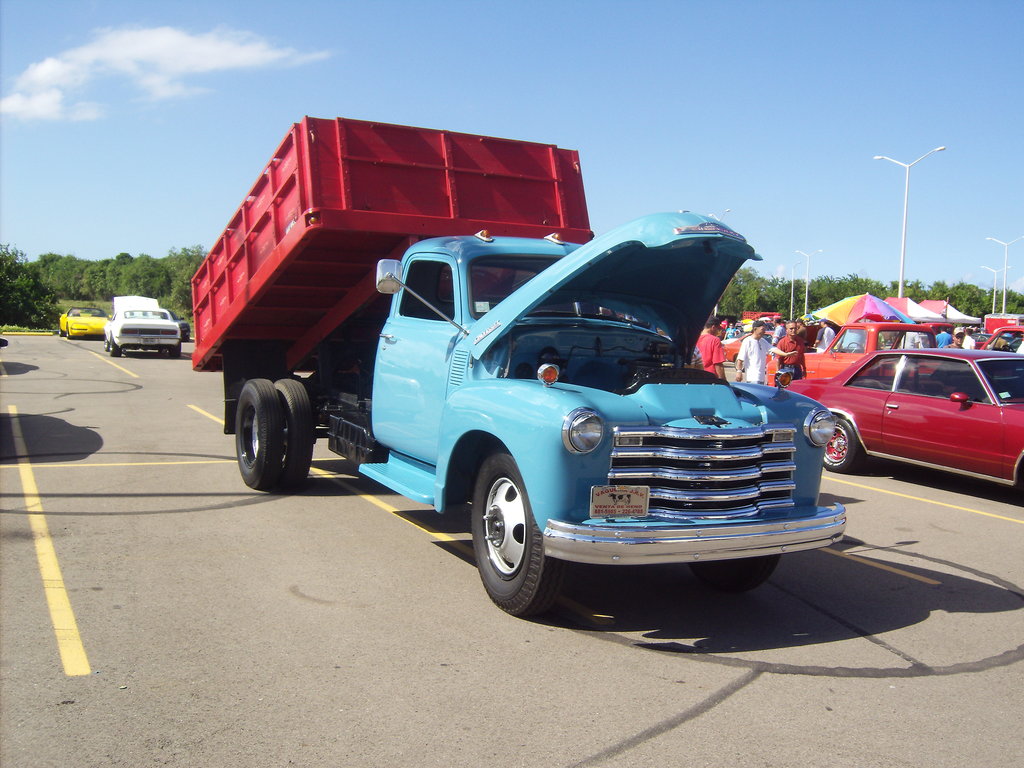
[815,319,836,352]
[696,318,727,379]
[736,320,772,384]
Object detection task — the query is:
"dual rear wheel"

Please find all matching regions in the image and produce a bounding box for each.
[236,378,315,491]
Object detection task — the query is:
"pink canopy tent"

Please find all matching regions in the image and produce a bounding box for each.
[884,297,946,323]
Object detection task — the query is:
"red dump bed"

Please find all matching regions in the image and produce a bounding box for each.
[192,116,591,371]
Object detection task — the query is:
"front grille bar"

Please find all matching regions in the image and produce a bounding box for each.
[611,423,798,521]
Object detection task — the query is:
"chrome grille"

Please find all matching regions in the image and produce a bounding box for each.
[610,424,796,520]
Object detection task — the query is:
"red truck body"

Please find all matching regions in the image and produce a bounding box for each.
[984,314,1024,334]
[192,116,592,372]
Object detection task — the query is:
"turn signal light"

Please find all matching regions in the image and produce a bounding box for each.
[538,364,560,386]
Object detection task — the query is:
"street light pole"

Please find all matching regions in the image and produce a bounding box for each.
[978,264,1003,313]
[986,236,1024,314]
[795,250,821,317]
[873,146,946,298]
[708,209,732,221]
[789,259,802,320]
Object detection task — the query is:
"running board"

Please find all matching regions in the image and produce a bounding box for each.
[360,453,436,504]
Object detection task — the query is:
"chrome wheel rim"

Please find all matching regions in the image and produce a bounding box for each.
[482,477,527,576]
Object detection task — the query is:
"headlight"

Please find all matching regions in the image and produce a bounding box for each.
[562,408,604,453]
[804,408,836,446]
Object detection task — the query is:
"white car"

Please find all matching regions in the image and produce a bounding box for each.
[104,296,182,358]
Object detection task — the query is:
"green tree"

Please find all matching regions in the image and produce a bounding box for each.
[0,244,58,327]
[121,253,171,298]
[164,245,207,315]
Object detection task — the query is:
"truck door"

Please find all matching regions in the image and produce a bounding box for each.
[372,257,462,465]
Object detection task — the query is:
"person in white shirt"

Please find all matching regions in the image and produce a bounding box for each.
[735,320,773,384]
[815,319,836,352]
[961,327,977,349]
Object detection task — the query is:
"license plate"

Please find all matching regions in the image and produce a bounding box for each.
[589,485,650,518]
[142,337,159,344]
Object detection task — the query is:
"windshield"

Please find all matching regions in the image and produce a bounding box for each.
[124,310,170,320]
[978,357,1024,403]
[469,256,559,319]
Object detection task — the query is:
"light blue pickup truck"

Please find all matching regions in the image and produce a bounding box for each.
[194,118,844,616]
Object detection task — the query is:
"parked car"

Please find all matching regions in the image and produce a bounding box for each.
[787,349,1024,487]
[167,310,191,342]
[767,322,935,384]
[982,326,1023,352]
[59,306,108,338]
[104,296,181,358]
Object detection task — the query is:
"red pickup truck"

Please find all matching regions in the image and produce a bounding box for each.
[767,322,936,383]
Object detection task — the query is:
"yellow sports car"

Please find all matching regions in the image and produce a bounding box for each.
[59,307,109,338]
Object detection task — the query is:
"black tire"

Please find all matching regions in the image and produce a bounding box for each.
[169,343,182,359]
[823,417,866,474]
[274,378,315,489]
[59,327,66,338]
[689,554,781,592]
[471,452,565,616]
[235,378,285,491]
[108,338,122,357]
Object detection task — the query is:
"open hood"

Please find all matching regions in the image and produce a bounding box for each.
[468,212,760,359]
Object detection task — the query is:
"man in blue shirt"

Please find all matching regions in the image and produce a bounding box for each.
[936,327,953,347]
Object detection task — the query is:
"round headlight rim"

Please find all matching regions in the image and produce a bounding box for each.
[804,408,837,447]
[562,408,605,453]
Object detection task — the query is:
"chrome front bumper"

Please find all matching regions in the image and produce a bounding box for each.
[543,504,846,565]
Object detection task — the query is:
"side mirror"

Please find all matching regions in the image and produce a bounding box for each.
[950,391,971,408]
[375,259,403,294]
[775,371,793,389]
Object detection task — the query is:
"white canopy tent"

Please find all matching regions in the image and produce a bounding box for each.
[918,300,982,325]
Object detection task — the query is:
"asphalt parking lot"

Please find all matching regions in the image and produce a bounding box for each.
[2,334,1023,767]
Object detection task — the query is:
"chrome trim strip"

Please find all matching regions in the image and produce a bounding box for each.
[614,424,795,442]
[611,445,784,462]
[863,450,1014,486]
[543,504,847,565]
[609,465,763,482]
[650,485,762,503]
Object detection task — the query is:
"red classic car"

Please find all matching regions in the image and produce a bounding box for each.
[766,322,935,384]
[787,349,1024,487]
[982,326,1024,352]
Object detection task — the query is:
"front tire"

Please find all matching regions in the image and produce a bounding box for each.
[689,554,780,592]
[236,378,285,491]
[274,378,315,489]
[471,452,564,617]
[823,418,865,474]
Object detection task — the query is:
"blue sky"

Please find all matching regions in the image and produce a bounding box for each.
[2,0,1021,296]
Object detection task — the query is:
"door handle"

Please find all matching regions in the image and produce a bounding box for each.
[885,403,899,410]
[380,333,396,343]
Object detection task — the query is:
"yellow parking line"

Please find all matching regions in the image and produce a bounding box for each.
[84,348,138,378]
[7,405,91,676]
[821,547,941,585]
[823,475,1024,524]
[0,459,234,470]
[187,404,223,424]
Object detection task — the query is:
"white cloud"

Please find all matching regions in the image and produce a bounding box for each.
[1,25,330,121]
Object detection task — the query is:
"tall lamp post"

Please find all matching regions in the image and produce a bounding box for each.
[795,249,821,317]
[708,209,732,221]
[986,236,1024,314]
[980,265,1003,315]
[873,146,946,298]
[789,259,802,320]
